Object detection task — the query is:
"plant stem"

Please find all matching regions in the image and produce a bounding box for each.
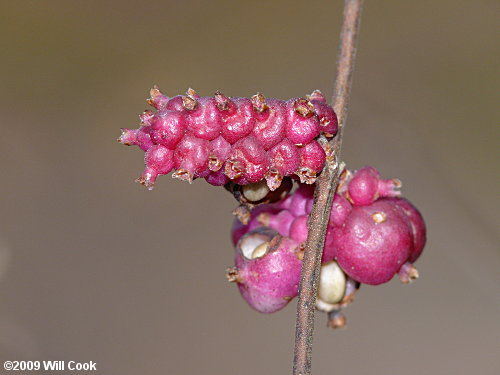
[292,1,364,374]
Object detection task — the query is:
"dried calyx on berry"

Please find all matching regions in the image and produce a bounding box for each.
[118,87,337,191]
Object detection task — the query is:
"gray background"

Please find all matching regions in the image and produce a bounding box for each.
[0,1,498,374]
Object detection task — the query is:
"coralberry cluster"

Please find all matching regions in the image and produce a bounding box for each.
[118,87,337,190]
[118,88,426,329]
[227,166,426,325]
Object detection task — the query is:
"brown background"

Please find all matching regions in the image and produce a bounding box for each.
[0,1,498,374]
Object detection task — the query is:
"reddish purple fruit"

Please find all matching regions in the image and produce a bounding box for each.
[119,87,335,189]
[331,199,414,285]
[347,166,401,206]
[228,228,302,313]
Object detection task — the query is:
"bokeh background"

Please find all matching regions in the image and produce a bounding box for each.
[0,1,498,374]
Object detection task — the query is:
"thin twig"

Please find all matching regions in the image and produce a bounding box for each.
[292,1,364,374]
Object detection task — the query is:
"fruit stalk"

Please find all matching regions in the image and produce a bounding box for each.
[292,1,364,374]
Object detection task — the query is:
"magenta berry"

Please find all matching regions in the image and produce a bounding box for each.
[173,135,210,183]
[252,98,286,150]
[220,97,255,144]
[257,209,296,237]
[150,111,187,149]
[297,140,326,184]
[147,86,169,110]
[387,197,426,263]
[310,99,338,137]
[208,136,231,172]
[289,215,309,243]
[186,96,222,140]
[229,228,302,313]
[225,136,269,183]
[137,145,174,189]
[267,138,301,191]
[347,166,401,206]
[329,193,352,227]
[118,126,154,151]
[332,199,414,285]
[285,98,321,145]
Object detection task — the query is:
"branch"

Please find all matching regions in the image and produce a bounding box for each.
[292,1,364,374]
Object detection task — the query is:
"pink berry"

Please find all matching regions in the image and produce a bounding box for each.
[205,169,230,186]
[266,139,301,191]
[150,111,187,149]
[220,97,255,144]
[136,145,174,189]
[224,136,269,183]
[386,197,426,263]
[347,166,401,206]
[329,194,352,227]
[257,209,296,237]
[310,99,338,137]
[285,98,321,145]
[208,136,231,172]
[229,228,302,313]
[289,215,309,243]
[173,135,210,183]
[165,95,185,111]
[289,183,315,217]
[332,199,414,285]
[118,126,154,151]
[186,96,222,140]
[296,141,326,184]
[147,86,170,110]
[252,98,286,150]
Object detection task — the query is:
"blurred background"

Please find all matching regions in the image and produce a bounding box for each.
[0,1,498,374]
